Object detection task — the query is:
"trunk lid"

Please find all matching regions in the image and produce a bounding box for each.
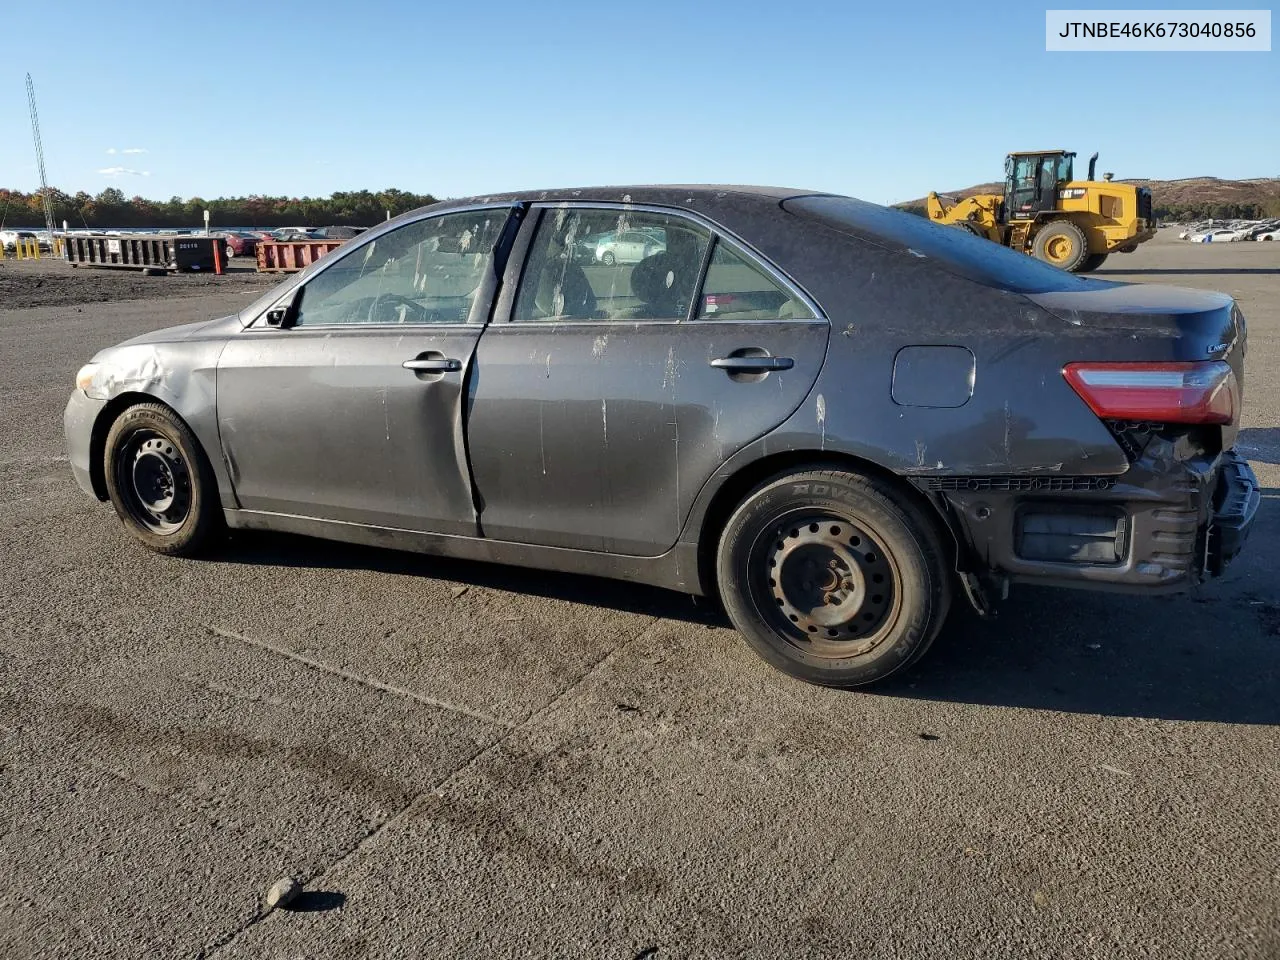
[1027,283,1247,447]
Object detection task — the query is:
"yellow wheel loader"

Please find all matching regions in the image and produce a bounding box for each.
[926,151,1156,272]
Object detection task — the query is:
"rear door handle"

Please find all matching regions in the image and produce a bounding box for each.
[402,357,461,372]
[709,356,794,372]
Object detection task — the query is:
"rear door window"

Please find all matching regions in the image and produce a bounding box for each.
[513,208,709,322]
[696,239,814,321]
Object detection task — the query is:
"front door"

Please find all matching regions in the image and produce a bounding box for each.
[216,206,514,534]
[466,205,828,556]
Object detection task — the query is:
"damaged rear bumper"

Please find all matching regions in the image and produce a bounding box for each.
[922,445,1259,596]
[1205,451,1260,576]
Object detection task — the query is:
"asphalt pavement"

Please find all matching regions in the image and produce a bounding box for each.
[1,234,1277,959]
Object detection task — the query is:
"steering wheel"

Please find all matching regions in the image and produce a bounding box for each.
[370,292,428,324]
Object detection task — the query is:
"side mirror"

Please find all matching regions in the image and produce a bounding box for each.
[264,291,298,328]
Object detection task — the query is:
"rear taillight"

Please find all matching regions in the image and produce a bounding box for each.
[1063,360,1238,425]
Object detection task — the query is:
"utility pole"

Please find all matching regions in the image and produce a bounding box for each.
[26,74,56,239]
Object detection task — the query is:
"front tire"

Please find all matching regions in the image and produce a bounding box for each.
[600,250,616,266]
[715,468,951,688]
[103,403,222,556]
[1032,220,1090,272]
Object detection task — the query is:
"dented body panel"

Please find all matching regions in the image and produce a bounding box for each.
[64,185,1256,607]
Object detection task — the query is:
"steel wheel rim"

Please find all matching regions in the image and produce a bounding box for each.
[115,429,191,534]
[1045,235,1072,262]
[751,512,902,659]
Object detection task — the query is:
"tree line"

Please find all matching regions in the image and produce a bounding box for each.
[4,186,1275,231]
[0,187,440,229]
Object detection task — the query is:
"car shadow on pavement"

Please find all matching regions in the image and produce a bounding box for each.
[873,585,1280,726]
[216,527,1279,726]
[1237,427,1280,464]
[214,530,727,626]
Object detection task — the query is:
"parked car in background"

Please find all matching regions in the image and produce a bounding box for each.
[1,229,39,252]
[269,226,315,241]
[218,231,259,259]
[311,226,367,241]
[1234,222,1276,241]
[570,230,611,263]
[1255,228,1279,241]
[1189,229,1241,243]
[63,185,1257,689]
[594,227,666,265]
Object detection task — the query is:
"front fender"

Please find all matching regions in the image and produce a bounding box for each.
[92,338,236,509]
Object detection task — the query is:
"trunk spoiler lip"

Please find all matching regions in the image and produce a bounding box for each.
[1026,283,1234,316]
[1026,284,1241,360]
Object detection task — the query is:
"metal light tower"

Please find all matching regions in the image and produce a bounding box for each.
[26,73,56,238]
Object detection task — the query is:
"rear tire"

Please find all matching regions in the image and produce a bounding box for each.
[1079,252,1108,272]
[1032,220,1090,272]
[715,468,951,688]
[103,402,223,556]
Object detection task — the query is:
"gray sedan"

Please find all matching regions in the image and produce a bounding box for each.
[65,186,1258,687]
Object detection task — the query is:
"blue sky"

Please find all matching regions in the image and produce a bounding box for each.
[1,0,1275,205]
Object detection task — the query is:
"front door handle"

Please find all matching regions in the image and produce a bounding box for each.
[402,357,461,372]
[709,356,794,372]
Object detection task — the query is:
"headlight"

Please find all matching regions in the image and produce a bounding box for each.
[75,363,108,399]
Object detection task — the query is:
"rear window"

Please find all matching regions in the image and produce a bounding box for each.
[782,194,1090,294]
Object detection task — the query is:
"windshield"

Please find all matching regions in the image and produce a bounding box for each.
[1057,153,1074,182]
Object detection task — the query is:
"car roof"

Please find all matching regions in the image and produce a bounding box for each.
[424,184,822,215]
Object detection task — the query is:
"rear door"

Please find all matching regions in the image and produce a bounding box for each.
[465,204,829,555]
[216,206,515,534]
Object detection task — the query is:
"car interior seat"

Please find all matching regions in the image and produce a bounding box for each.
[618,252,687,319]
[528,231,598,319]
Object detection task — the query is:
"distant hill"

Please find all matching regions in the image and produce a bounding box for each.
[897,176,1280,221]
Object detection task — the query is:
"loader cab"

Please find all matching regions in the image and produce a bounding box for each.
[1005,151,1074,221]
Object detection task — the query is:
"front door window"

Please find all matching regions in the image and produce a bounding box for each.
[294,210,509,327]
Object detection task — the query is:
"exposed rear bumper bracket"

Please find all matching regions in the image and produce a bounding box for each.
[1206,451,1260,577]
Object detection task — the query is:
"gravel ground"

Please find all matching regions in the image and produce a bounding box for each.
[0,234,1277,960]
[0,259,268,310]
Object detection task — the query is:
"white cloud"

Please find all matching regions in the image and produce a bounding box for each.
[122,148,147,155]
[98,166,151,177]
[106,147,116,154]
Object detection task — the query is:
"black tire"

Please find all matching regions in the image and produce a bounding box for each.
[953,220,985,238]
[1032,220,1090,272]
[224,243,235,259]
[715,467,952,688]
[103,402,223,556]
[600,250,616,266]
[1079,252,1108,272]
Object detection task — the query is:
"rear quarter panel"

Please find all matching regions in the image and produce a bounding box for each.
[695,208,1130,479]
